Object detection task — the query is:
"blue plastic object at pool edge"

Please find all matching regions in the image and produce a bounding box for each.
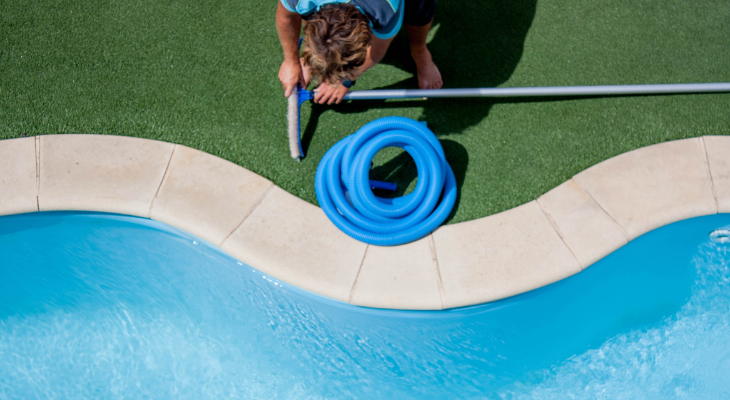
[315,116,457,246]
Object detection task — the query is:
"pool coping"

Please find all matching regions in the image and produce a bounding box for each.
[2,134,729,310]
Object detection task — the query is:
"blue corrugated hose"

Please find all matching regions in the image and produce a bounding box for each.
[315,116,457,246]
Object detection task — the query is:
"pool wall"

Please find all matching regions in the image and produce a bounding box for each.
[1,134,729,310]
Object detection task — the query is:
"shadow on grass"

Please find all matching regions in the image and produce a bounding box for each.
[370,139,468,223]
[300,0,539,151]
[370,0,538,134]
[300,0,533,217]
[300,104,324,159]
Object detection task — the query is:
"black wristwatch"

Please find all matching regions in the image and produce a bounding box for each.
[342,79,356,88]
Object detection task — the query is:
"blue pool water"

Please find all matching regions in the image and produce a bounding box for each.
[1,212,730,399]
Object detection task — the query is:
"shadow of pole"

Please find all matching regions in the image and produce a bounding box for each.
[300,103,326,157]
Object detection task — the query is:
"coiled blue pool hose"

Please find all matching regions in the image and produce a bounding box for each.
[315,116,457,246]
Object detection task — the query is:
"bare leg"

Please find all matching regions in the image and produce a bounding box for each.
[406,22,443,89]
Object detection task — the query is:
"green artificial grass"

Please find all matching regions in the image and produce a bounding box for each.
[2,0,729,224]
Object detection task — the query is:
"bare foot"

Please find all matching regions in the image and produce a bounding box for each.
[411,48,443,89]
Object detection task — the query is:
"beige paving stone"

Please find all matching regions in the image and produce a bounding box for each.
[704,136,730,213]
[38,135,174,217]
[221,186,367,303]
[434,201,582,309]
[18,133,724,310]
[149,145,273,246]
[0,137,38,216]
[350,237,442,310]
[538,179,628,269]
[574,138,717,240]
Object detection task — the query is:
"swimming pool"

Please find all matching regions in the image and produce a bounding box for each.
[1,212,729,398]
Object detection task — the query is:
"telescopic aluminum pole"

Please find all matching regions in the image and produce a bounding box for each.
[343,83,730,100]
[288,82,730,159]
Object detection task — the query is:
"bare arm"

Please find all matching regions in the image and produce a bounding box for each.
[276,2,304,97]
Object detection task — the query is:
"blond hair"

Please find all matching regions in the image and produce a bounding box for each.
[302,4,372,84]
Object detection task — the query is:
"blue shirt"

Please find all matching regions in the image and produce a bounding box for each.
[280,0,403,39]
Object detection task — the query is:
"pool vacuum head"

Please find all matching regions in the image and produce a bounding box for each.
[287,85,314,161]
[287,87,301,160]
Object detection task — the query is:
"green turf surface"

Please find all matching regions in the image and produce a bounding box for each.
[2,0,729,224]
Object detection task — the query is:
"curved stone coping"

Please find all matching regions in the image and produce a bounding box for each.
[1,134,729,310]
